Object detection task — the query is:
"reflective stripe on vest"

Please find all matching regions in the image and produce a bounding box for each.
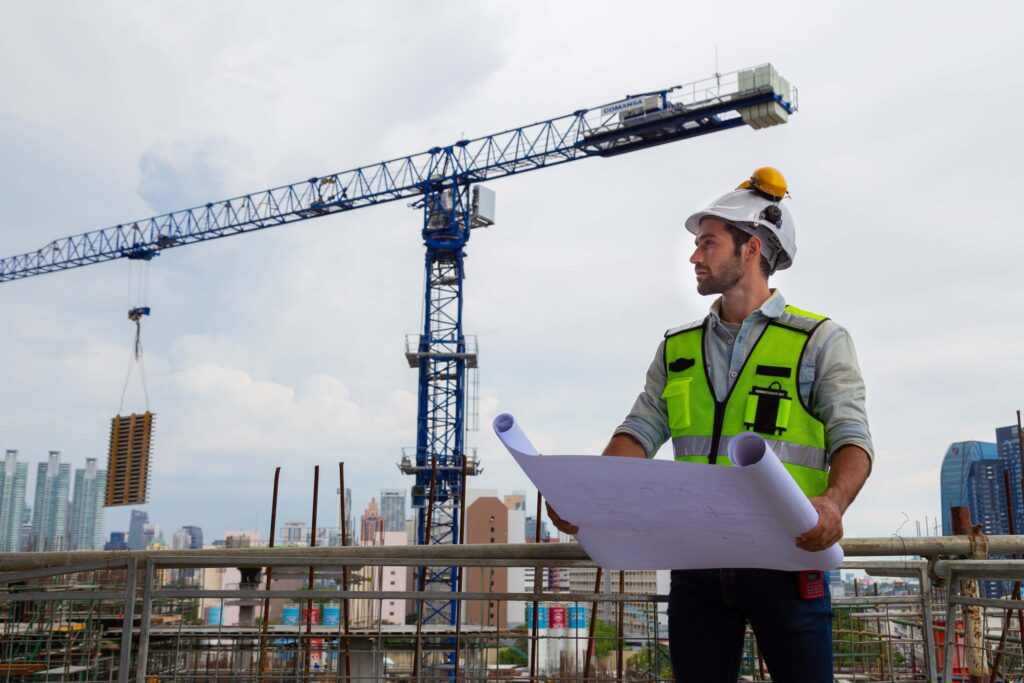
[671,435,828,471]
[662,305,830,497]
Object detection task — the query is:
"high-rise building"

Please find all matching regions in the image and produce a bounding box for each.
[351,530,408,626]
[504,492,526,512]
[69,458,106,550]
[940,441,998,535]
[105,531,130,551]
[142,523,160,548]
[127,509,149,550]
[997,425,1024,526]
[964,458,1010,598]
[965,460,1009,536]
[525,515,551,541]
[465,495,510,628]
[172,525,204,550]
[380,489,406,533]
[360,497,384,545]
[31,451,71,551]
[0,451,28,552]
[336,487,353,544]
[281,522,307,545]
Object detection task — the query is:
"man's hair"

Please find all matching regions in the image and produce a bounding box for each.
[724,224,773,278]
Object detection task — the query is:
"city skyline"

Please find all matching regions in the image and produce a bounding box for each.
[1,422,1021,551]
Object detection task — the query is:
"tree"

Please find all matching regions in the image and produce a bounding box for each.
[593,619,619,658]
[498,647,527,666]
[628,644,672,679]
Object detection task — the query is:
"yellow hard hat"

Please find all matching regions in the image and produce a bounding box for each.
[737,166,788,199]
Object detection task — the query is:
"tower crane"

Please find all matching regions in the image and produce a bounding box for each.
[0,64,797,629]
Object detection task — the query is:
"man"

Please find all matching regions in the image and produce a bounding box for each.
[547,168,872,682]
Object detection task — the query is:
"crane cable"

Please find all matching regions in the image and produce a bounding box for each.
[119,260,150,414]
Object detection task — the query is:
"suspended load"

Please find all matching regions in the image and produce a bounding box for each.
[105,260,157,506]
[105,411,155,506]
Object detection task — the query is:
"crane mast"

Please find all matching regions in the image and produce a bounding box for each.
[0,65,798,647]
[401,179,481,626]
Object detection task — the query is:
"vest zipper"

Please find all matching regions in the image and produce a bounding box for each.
[708,400,725,465]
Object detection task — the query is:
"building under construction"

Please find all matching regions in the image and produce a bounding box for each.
[1,534,1023,682]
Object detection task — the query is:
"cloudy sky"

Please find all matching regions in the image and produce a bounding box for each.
[1,2,1021,545]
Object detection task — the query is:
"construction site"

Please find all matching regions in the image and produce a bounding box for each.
[2,2,1024,681]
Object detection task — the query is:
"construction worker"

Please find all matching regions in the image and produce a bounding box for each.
[547,168,873,682]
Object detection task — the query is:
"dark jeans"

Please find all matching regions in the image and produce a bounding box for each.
[667,568,833,683]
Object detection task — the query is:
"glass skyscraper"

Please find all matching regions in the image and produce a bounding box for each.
[0,451,28,552]
[940,440,998,535]
[127,509,149,550]
[69,458,106,550]
[997,425,1024,526]
[31,451,71,551]
[380,488,406,532]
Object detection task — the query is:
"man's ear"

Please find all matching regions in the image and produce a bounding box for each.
[746,234,763,263]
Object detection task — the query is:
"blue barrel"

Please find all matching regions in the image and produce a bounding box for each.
[282,604,300,625]
[568,605,587,629]
[323,604,341,626]
[205,604,223,626]
[525,604,548,629]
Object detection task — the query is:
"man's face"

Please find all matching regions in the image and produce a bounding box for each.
[689,218,744,296]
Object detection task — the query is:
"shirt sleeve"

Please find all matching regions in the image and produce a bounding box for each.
[614,341,671,459]
[808,324,875,466]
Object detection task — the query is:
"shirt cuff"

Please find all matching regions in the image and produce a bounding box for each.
[827,424,874,468]
[613,424,659,459]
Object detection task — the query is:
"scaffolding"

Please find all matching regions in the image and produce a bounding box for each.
[0,538,1023,681]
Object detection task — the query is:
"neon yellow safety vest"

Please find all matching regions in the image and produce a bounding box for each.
[661,305,830,497]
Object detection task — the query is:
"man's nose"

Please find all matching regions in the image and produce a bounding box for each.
[689,248,701,265]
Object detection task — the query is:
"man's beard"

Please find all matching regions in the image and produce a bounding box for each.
[696,255,744,295]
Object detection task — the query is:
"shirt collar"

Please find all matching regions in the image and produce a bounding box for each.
[707,289,787,326]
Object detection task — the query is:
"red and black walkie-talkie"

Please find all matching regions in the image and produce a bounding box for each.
[797,570,825,599]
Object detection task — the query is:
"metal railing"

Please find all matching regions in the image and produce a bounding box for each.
[2,537,1024,682]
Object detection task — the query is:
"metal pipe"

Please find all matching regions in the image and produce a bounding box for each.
[916,563,939,683]
[134,558,155,683]
[340,462,352,683]
[529,490,542,683]
[10,535,1024,571]
[257,466,280,682]
[616,570,624,683]
[304,465,319,680]
[117,557,137,683]
[0,558,127,584]
[583,567,602,682]
[933,560,1024,581]
[453,454,468,682]
[990,468,1021,683]
[412,454,438,682]
[147,588,662,603]
[951,506,987,682]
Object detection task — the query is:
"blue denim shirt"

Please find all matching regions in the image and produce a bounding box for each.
[615,290,874,465]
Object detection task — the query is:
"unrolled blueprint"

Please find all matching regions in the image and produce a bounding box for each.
[493,413,842,571]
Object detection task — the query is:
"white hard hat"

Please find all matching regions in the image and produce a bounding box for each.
[684,188,797,272]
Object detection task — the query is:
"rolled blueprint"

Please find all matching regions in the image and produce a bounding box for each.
[727,431,825,549]
[494,412,843,571]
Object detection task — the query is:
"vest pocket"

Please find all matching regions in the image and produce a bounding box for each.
[661,377,692,433]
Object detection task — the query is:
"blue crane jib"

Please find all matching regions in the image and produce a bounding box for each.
[0,64,795,282]
[0,64,796,637]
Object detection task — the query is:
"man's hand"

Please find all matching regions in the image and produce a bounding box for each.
[796,496,843,551]
[795,444,871,552]
[546,502,578,535]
